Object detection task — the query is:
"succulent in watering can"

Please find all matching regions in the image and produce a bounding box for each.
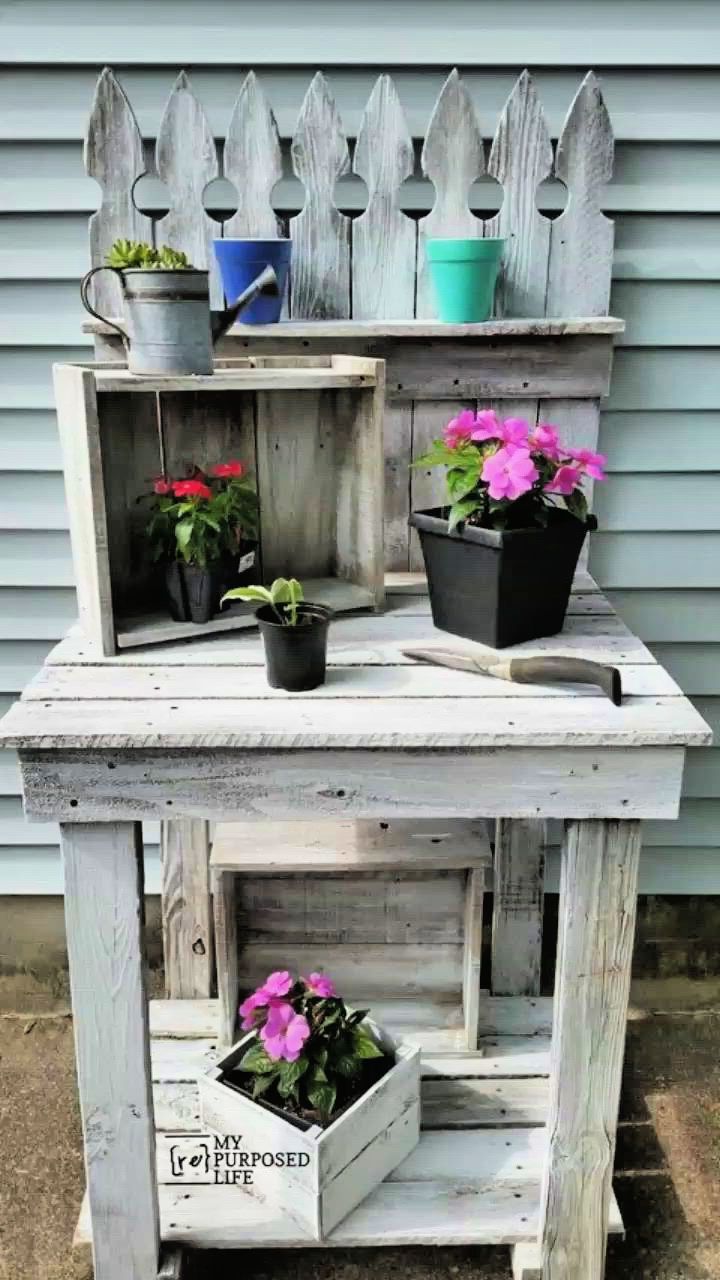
[80,238,279,376]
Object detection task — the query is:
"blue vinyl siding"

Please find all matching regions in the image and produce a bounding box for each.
[0,0,717,890]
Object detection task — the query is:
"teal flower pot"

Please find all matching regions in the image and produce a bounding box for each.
[427,238,505,323]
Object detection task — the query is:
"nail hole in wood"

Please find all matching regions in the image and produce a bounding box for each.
[380,822,389,830]
[70,799,78,807]
[107,762,115,770]
[166,800,173,806]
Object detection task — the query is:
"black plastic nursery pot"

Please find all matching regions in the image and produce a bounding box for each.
[410,507,595,649]
[165,561,222,624]
[256,603,332,691]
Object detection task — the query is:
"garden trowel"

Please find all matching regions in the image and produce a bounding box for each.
[402,647,623,705]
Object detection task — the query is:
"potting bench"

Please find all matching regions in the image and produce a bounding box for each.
[0,581,711,1279]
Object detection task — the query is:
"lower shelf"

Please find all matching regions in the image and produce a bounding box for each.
[74,997,624,1252]
[115,578,377,649]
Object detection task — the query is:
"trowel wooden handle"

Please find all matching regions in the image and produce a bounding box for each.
[508,657,622,705]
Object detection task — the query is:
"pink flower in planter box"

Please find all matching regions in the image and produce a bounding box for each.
[545,465,583,496]
[262,970,293,998]
[238,969,295,1030]
[530,423,561,458]
[303,972,336,997]
[261,1002,311,1062]
[481,446,538,501]
[469,409,502,442]
[566,447,607,481]
[497,417,530,447]
[443,408,476,448]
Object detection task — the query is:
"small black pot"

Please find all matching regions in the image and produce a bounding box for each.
[165,561,222,624]
[410,507,595,648]
[256,603,332,691]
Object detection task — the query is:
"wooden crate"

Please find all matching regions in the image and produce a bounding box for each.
[54,355,385,655]
[198,1022,421,1240]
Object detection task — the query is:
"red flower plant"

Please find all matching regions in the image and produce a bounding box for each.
[172,478,212,500]
[153,477,172,495]
[210,460,245,478]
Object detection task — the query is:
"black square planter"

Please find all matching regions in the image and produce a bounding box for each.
[410,507,594,649]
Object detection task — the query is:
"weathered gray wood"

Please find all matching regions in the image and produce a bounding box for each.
[85,67,153,315]
[512,1243,542,1280]
[212,869,237,1047]
[492,819,545,997]
[352,75,415,320]
[383,401,413,571]
[61,821,159,1280]
[417,69,484,318]
[546,73,615,318]
[462,866,485,1049]
[223,71,282,240]
[155,72,222,306]
[290,73,350,318]
[211,818,491,871]
[97,391,162,618]
[53,365,115,654]
[333,360,386,600]
[539,819,641,1279]
[86,317,626,340]
[16,745,690,822]
[160,819,212,999]
[487,71,553,318]
[158,1248,184,1280]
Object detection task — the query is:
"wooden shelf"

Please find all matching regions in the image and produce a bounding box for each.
[90,363,377,394]
[75,996,623,1252]
[85,316,626,339]
[115,579,376,650]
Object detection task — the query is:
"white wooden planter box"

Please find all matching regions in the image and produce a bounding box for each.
[198,1020,421,1240]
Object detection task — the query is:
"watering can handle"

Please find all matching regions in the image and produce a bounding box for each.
[79,267,129,346]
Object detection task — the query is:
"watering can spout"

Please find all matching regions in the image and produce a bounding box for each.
[211,264,280,341]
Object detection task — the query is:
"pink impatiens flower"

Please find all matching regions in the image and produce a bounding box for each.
[481,446,538,501]
[545,465,583,496]
[529,423,561,459]
[497,417,530,447]
[443,409,476,449]
[567,447,607,481]
[469,409,502,442]
[262,970,293,998]
[303,972,336,998]
[261,1002,311,1062]
[238,970,295,1030]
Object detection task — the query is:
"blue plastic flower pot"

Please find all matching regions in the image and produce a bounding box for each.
[213,238,291,325]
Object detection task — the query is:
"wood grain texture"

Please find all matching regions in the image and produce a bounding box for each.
[539,819,641,1279]
[16,745,689,822]
[86,318,626,339]
[512,1243,542,1280]
[486,70,553,318]
[155,72,222,306]
[223,71,282,240]
[462,866,485,1049]
[61,821,159,1280]
[383,400,413,571]
[491,819,545,996]
[417,69,484,318]
[546,73,615,318]
[84,67,152,315]
[352,75,416,320]
[160,819,212,998]
[290,73,350,318]
[212,869,237,1046]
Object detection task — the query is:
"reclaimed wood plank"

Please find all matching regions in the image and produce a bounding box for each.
[492,819,545,996]
[62,821,159,1279]
[212,869,237,1047]
[417,69,484,318]
[17,745,690,822]
[90,367,376,393]
[84,318,626,339]
[237,943,463,1000]
[84,68,152,316]
[210,818,491,872]
[155,72,221,306]
[539,819,641,1278]
[487,71,552,318]
[353,75,415,320]
[160,820,212,999]
[463,866,485,1048]
[290,73,350,318]
[223,71,282,241]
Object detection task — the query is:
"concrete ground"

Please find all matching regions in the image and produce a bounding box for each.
[2,980,720,1280]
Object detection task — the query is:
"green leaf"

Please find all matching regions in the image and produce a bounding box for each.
[352,1027,384,1059]
[564,488,588,522]
[346,1009,370,1027]
[174,520,193,550]
[447,497,480,534]
[333,1053,361,1078]
[307,1081,337,1120]
[221,584,274,606]
[278,1056,309,1089]
[446,465,480,502]
[239,1042,277,1074]
[252,1072,277,1098]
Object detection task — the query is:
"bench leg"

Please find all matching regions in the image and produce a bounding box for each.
[539,818,641,1279]
[462,865,485,1048]
[511,1243,541,1280]
[160,819,212,997]
[62,821,160,1280]
[491,818,545,996]
[213,869,239,1047]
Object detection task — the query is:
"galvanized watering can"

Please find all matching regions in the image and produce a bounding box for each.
[80,263,279,376]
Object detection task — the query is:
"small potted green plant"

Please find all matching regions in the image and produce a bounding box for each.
[198,969,420,1239]
[222,578,331,691]
[411,409,603,647]
[144,460,258,624]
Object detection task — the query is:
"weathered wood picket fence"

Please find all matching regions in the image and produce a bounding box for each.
[84,66,616,1010]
